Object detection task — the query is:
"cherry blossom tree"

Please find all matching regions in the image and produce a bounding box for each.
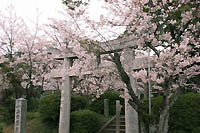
[100,0,199,132]
[45,21,125,96]
[0,5,25,58]
[0,5,54,100]
[16,19,51,99]
[0,5,28,98]
[48,0,200,132]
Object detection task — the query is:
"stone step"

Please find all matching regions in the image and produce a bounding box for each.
[120,117,125,120]
[110,121,125,125]
[107,124,126,129]
[111,117,125,121]
[98,116,126,133]
[103,128,126,133]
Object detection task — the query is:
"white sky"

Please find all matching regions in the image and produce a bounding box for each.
[0,0,125,40]
[0,0,64,24]
[0,0,105,24]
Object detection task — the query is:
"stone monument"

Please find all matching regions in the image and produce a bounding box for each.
[14,98,27,133]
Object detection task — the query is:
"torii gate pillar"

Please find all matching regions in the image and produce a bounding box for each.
[125,77,139,133]
[48,46,78,133]
[123,48,139,133]
[59,57,74,133]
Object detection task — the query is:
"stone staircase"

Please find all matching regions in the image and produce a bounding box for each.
[98,116,126,133]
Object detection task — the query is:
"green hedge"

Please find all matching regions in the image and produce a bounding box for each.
[89,90,125,116]
[143,93,200,132]
[71,94,89,112]
[0,124,2,133]
[27,97,40,112]
[70,110,103,133]
[39,92,89,126]
[192,127,200,133]
[0,89,15,123]
[39,92,61,126]
[169,93,200,132]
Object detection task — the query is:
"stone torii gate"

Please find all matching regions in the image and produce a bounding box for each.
[48,36,153,133]
[50,54,77,133]
[99,37,154,133]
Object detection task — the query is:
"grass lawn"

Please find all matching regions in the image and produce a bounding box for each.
[1,112,111,133]
[2,112,58,133]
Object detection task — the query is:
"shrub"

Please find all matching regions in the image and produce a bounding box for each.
[192,127,200,133]
[27,97,40,112]
[71,94,89,112]
[27,112,39,120]
[39,92,89,126]
[0,124,2,133]
[39,92,61,126]
[169,93,200,132]
[142,93,200,132]
[142,96,162,127]
[89,90,125,116]
[70,110,103,133]
[0,89,15,123]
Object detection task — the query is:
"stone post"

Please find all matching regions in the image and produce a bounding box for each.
[104,99,109,117]
[125,82,139,133]
[123,48,139,133]
[14,98,27,133]
[116,100,120,133]
[59,57,72,133]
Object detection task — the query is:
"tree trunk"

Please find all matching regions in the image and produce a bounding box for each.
[138,113,148,133]
[158,96,169,133]
[113,52,140,110]
[113,52,142,133]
